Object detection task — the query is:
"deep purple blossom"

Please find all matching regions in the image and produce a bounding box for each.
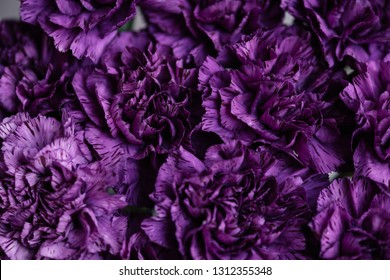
[199,28,350,173]
[311,177,390,259]
[20,0,137,62]
[341,61,390,189]
[0,21,77,118]
[141,141,310,259]
[0,114,127,259]
[141,0,284,65]
[282,0,390,65]
[109,77,191,158]
[71,44,199,159]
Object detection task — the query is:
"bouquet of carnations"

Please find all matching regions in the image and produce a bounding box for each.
[0,0,389,260]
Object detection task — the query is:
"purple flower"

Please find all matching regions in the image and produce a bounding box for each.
[0,114,127,259]
[141,141,310,259]
[71,44,198,159]
[200,28,350,173]
[311,177,390,259]
[20,0,137,62]
[282,0,390,65]
[0,21,77,118]
[141,0,284,65]
[109,77,191,158]
[341,61,390,189]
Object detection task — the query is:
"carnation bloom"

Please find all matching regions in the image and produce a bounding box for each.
[20,0,137,62]
[200,28,350,173]
[282,0,390,65]
[341,61,390,189]
[72,44,198,159]
[140,0,284,65]
[0,114,127,259]
[0,21,76,118]
[311,177,390,259]
[141,141,310,259]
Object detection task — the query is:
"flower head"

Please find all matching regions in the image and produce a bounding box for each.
[282,0,390,65]
[0,21,77,118]
[142,141,310,259]
[341,61,390,188]
[200,28,350,173]
[72,44,199,159]
[311,177,390,259]
[0,114,127,259]
[20,0,137,62]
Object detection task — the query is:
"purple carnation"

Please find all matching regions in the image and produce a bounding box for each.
[109,77,191,158]
[20,0,137,62]
[311,177,390,259]
[141,0,284,65]
[0,21,77,118]
[141,141,310,259]
[200,28,350,173]
[282,0,390,65]
[71,44,198,159]
[0,114,127,259]
[341,61,390,189]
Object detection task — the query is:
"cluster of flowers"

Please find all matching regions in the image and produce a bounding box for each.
[0,0,389,260]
